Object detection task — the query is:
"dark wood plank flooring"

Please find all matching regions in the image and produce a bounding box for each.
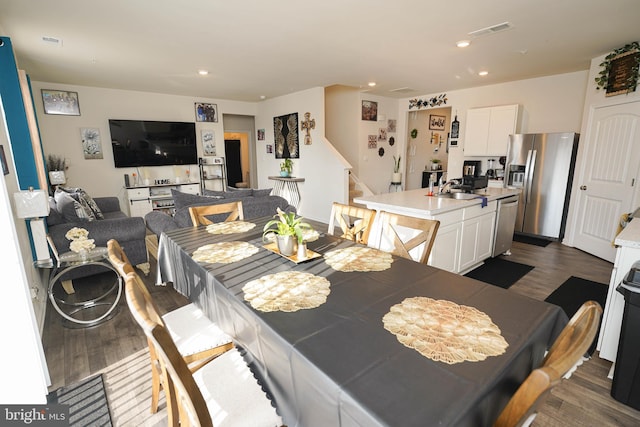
[41,240,640,426]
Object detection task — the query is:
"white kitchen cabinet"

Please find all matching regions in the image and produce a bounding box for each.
[458,201,497,273]
[464,104,519,156]
[597,243,640,364]
[430,209,463,272]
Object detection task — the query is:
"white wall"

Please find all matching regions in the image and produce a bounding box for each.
[396,71,589,180]
[31,81,257,208]
[325,85,358,173]
[256,87,349,222]
[358,94,401,194]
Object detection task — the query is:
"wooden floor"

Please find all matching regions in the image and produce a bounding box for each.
[41,240,640,426]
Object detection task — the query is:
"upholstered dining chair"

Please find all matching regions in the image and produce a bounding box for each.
[542,300,603,378]
[107,239,233,423]
[493,366,559,427]
[189,200,244,226]
[124,272,283,427]
[373,211,440,263]
[327,202,376,245]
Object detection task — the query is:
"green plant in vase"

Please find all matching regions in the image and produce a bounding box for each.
[280,158,293,177]
[263,208,313,256]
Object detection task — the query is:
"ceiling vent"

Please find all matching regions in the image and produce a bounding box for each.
[468,22,513,38]
[389,87,416,94]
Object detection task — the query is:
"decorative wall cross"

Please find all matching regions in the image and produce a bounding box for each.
[301,112,316,145]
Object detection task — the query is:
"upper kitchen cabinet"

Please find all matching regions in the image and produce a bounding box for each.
[463,104,519,156]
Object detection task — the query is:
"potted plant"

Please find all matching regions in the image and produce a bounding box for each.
[392,155,402,183]
[280,158,293,177]
[263,208,313,256]
[430,158,442,171]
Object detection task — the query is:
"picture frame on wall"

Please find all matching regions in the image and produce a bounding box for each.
[202,130,216,156]
[41,89,81,116]
[257,128,265,141]
[195,102,218,122]
[80,128,103,159]
[429,114,446,131]
[362,100,378,121]
[273,112,299,159]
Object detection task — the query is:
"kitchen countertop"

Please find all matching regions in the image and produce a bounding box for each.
[615,217,640,249]
[354,187,521,217]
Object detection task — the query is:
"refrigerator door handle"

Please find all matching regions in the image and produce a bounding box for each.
[524,150,534,202]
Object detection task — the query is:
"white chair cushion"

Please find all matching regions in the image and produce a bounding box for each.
[193,348,282,427]
[162,303,232,357]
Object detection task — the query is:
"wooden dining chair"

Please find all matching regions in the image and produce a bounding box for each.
[125,272,283,427]
[327,202,376,245]
[189,200,244,226]
[493,301,603,427]
[493,366,559,427]
[542,300,603,378]
[107,239,233,423]
[374,211,440,263]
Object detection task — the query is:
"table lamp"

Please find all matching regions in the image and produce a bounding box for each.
[13,187,50,263]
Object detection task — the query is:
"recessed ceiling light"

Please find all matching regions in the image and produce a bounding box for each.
[368,82,377,87]
[456,40,471,48]
[478,70,489,76]
[198,70,209,76]
[260,95,266,100]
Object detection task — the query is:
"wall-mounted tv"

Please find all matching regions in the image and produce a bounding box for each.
[109,119,197,168]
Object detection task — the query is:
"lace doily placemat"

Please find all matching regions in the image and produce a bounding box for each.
[383,297,508,364]
[206,221,256,235]
[324,247,393,272]
[242,271,331,312]
[192,241,259,264]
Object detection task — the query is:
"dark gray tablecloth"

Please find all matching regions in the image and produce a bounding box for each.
[157,217,568,427]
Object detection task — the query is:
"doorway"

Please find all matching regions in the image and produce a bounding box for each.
[405,107,451,190]
[222,114,256,189]
[224,139,243,187]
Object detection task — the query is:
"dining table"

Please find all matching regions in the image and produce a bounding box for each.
[156,216,568,427]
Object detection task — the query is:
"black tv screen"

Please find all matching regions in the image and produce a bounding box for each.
[109,119,197,168]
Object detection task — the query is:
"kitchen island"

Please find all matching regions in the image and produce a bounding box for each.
[355,187,521,273]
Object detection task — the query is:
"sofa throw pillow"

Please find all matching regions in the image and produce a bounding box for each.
[227,187,254,196]
[46,196,65,226]
[171,189,223,210]
[57,187,104,220]
[253,188,273,198]
[54,188,95,222]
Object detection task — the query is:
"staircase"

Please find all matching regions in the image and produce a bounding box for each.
[349,172,371,208]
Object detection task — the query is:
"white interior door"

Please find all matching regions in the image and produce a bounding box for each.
[573,101,640,262]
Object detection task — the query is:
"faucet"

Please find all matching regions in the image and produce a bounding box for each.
[439,176,460,194]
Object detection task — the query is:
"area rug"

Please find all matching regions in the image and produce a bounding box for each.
[513,233,552,247]
[545,276,608,355]
[47,374,113,426]
[545,276,608,318]
[464,257,534,289]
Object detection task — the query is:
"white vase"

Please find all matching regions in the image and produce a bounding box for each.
[392,172,402,183]
[297,242,307,260]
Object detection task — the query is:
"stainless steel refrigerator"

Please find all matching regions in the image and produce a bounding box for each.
[504,132,579,240]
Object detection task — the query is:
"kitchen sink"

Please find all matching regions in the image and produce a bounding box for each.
[435,192,481,200]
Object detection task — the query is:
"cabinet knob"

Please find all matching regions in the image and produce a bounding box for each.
[580,185,587,190]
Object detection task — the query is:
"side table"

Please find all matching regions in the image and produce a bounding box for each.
[268,176,305,209]
[48,247,122,327]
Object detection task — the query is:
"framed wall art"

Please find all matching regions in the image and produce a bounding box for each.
[273,113,299,159]
[80,127,103,159]
[195,102,218,122]
[202,130,216,155]
[429,115,446,131]
[41,89,81,116]
[257,128,265,141]
[362,100,378,121]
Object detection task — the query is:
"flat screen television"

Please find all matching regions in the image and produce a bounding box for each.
[109,119,198,168]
